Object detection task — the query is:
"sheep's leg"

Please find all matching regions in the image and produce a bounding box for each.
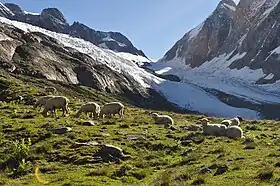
[62,108,65,116]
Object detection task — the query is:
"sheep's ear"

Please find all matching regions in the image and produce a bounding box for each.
[237,116,243,121]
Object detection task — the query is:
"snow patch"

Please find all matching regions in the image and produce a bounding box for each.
[270,46,280,54]
[98,43,109,49]
[24,11,40,15]
[155,67,172,75]
[223,3,236,11]
[264,73,274,80]
[188,22,204,41]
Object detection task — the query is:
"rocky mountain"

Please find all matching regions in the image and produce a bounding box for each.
[161,0,280,84]
[163,0,236,67]
[146,0,280,119]
[0,2,146,57]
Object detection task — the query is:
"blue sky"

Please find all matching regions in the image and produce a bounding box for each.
[1,0,240,59]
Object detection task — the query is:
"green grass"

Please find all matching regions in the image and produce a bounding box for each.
[0,73,280,186]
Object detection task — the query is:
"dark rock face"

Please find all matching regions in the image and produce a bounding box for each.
[4,3,24,14]
[162,0,236,67]
[0,22,183,113]
[0,3,146,57]
[161,0,280,84]
[0,3,14,17]
[69,22,146,56]
[0,22,144,95]
[39,8,69,33]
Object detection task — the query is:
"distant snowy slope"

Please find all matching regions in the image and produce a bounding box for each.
[150,52,280,104]
[0,17,260,119]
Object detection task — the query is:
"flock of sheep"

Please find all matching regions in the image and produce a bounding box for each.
[148,112,244,139]
[33,87,245,139]
[34,88,125,119]
[199,117,244,139]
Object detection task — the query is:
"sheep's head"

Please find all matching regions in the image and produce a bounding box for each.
[42,109,48,117]
[199,118,209,126]
[236,116,244,122]
[33,100,39,108]
[150,112,159,119]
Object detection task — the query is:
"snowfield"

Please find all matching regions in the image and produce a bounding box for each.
[0,17,262,119]
[150,51,280,105]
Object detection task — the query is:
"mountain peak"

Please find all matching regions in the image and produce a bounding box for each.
[0,2,146,57]
[41,8,67,24]
[4,3,24,14]
[216,0,237,12]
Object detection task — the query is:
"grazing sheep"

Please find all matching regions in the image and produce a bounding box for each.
[34,95,55,111]
[226,125,244,139]
[221,119,232,127]
[44,86,57,94]
[200,118,227,137]
[100,102,124,119]
[75,102,101,119]
[150,112,174,127]
[42,96,69,117]
[221,116,243,127]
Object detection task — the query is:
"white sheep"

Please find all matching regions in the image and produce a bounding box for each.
[75,102,101,119]
[34,95,55,111]
[150,112,174,127]
[100,102,124,119]
[226,125,244,139]
[200,118,227,137]
[221,116,243,127]
[44,86,57,94]
[42,96,69,117]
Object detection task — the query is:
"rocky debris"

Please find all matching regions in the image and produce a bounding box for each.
[82,120,95,126]
[181,149,193,156]
[72,142,131,162]
[73,141,99,148]
[181,132,205,144]
[74,156,102,165]
[214,165,228,176]
[93,144,131,162]
[180,140,193,146]
[199,167,212,174]
[184,124,202,131]
[126,133,146,140]
[52,127,72,134]
[208,163,219,170]
[94,133,111,137]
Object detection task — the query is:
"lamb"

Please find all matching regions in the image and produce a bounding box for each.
[34,95,55,111]
[221,116,243,127]
[100,102,124,119]
[44,86,57,94]
[226,125,244,139]
[150,112,174,127]
[42,96,69,117]
[75,102,101,119]
[200,118,227,137]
